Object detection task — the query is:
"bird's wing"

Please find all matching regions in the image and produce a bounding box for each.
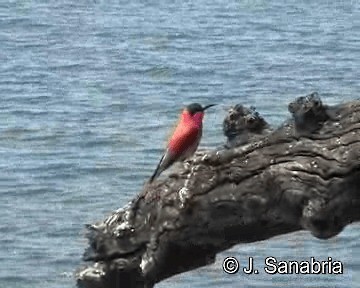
[149,126,199,183]
[168,124,200,157]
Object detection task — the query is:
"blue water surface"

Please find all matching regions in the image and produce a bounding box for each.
[0,0,359,287]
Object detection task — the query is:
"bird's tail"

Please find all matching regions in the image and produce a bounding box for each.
[149,155,164,183]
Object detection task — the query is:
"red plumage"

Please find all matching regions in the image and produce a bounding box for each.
[168,110,202,156]
[149,103,214,183]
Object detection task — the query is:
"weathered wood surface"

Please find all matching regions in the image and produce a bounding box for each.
[76,93,360,288]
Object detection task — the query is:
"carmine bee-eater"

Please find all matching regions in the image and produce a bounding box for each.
[149,103,216,183]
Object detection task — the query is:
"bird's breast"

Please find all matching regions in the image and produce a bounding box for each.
[168,123,201,156]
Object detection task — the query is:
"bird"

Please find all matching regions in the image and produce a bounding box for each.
[149,103,215,183]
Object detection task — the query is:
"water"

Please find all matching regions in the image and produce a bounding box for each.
[1,0,359,287]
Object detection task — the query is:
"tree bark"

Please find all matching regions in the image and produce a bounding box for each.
[76,94,360,288]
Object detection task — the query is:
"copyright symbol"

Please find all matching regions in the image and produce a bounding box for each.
[223,257,239,274]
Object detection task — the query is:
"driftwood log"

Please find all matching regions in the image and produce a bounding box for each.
[76,93,360,288]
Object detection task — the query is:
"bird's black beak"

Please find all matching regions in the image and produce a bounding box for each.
[202,104,216,111]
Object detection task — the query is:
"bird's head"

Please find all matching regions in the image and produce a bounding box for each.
[184,103,216,125]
